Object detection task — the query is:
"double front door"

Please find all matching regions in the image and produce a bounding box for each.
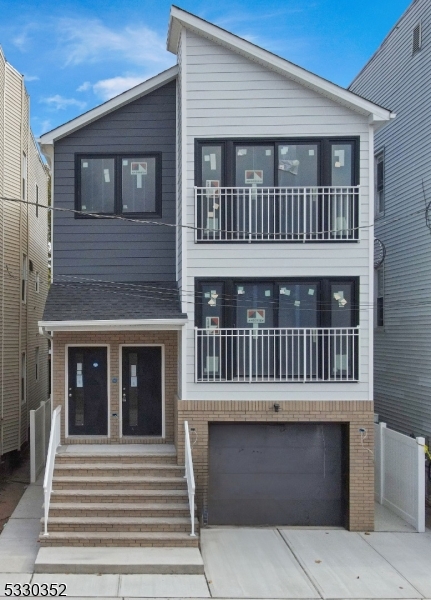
[68,346,162,437]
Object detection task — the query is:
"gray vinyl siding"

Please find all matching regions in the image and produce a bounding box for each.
[179,29,373,401]
[350,0,431,438]
[53,80,176,282]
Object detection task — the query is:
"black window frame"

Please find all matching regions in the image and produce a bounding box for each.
[75,153,162,219]
[376,266,384,328]
[375,149,385,217]
[195,137,359,188]
[195,277,359,328]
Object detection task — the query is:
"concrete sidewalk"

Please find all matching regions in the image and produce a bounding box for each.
[1,479,431,599]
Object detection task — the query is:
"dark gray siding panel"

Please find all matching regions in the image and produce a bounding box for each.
[53,80,177,282]
[208,422,347,526]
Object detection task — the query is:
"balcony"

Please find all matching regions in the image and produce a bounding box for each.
[195,327,359,383]
[195,186,359,242]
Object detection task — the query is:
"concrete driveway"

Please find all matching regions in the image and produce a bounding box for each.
[201,527,431,599]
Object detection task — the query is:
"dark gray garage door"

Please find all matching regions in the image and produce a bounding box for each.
[208,422,348,526]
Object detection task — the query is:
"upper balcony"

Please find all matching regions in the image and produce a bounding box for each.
[195,186,359,243]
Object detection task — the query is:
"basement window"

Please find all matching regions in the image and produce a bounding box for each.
[412,22,422,55]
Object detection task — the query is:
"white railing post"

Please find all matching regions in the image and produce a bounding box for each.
[194,187,198,242]
[378,422,386,504]
[30,410,36,483]
[43,405,62,536]
[184,421,196,537]
[416,436,426,533]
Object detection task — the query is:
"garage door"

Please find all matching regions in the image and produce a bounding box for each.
[208,422,348,526]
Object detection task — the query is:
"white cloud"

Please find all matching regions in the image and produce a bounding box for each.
[24,74,39,81]
[77,81,91,92]
[40,95,87,111]
[57,18,172,69]
[92,75,146,101]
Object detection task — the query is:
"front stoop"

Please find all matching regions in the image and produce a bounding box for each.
[34,546,204,574]
[39,446,199,554]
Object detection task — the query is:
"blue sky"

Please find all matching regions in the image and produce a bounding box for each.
[0,0,411,137]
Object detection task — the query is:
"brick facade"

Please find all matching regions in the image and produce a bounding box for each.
[175,399,374,531]
[52,330,179,444]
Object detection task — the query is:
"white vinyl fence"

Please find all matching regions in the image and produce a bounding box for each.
[374,421,426,532]
[30,397,51,483]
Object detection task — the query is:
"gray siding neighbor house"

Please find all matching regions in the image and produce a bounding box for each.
[36,6,392,556]
[350,0,431,441]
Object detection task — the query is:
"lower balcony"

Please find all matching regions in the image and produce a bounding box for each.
[195,327,359,383]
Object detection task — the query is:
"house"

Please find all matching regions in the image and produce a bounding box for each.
[0,48,49,464]
[37,6,393,550]
[350,0,431,442]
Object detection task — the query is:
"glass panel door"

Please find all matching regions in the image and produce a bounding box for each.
[235,145,274,240]
[328,282,356,380]
[278,283,318,379]
[199,145,224,240]
[277,144,319,239]
[235,283,274,379]
[329,143,355,239]
[198,283,224,380]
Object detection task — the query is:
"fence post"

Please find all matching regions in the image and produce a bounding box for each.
[416,436,426,533]
[30,410,36,483]
[379,422,386,504]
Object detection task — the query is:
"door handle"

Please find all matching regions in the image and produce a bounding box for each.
[122,393,127,403]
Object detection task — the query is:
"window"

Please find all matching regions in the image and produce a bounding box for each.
[35,183,39,218]
[412,22,422,55]
[76,154,161,217]
[35,271,40,293]
[196,138,358,188]
[21,353,26,404]
[375,151,384,216]
[195,278,359,382]
[35,347,39,381]
[376,267,384,327]
[22,153,27,200]
[195,278,359,328]
[21,254,27,303]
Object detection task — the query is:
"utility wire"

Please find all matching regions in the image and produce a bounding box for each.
[0,194,427,239]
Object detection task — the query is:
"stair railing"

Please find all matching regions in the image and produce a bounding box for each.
[184,421,197,537]
[42,405,62,536]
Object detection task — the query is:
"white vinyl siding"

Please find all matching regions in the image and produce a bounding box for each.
[179,29,373,401]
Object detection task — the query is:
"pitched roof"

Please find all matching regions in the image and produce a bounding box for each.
[38,66,178,149]
[167,5,394,125]
[41,281,187,325]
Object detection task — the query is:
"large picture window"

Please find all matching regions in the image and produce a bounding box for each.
[195,278,359,383]
[76,154,161,217]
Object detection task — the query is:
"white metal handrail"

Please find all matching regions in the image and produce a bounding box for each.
[195,327,359,382]
[184,421,196,537]
[42,406,62,536]
[195,186,359,242]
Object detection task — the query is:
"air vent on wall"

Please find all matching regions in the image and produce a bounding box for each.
[412,22,422,55]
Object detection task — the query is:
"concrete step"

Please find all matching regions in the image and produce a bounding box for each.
[34,546,204,574]
[51,489,188,503]
[54,463,184,477]
[56,451,177,465]
[43,516,199,533]
[52,476,187,490]
[49,502,191,518]
[39,531,199,547]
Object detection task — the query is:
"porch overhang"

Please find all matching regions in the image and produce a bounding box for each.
[39,319,187,334]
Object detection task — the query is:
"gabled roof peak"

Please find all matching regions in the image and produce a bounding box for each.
[167,5,394,124]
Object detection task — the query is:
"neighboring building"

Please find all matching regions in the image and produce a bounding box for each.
[0,48,50,461]
[350,0,431,441]
[37,6,392,549]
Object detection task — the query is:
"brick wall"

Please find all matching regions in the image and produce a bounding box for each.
[176,399,374,531]
[53,330,179,444]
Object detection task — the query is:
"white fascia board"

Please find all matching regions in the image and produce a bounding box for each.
[37,66,178,149]
[39,318,187,332]
[167,7,394,125]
